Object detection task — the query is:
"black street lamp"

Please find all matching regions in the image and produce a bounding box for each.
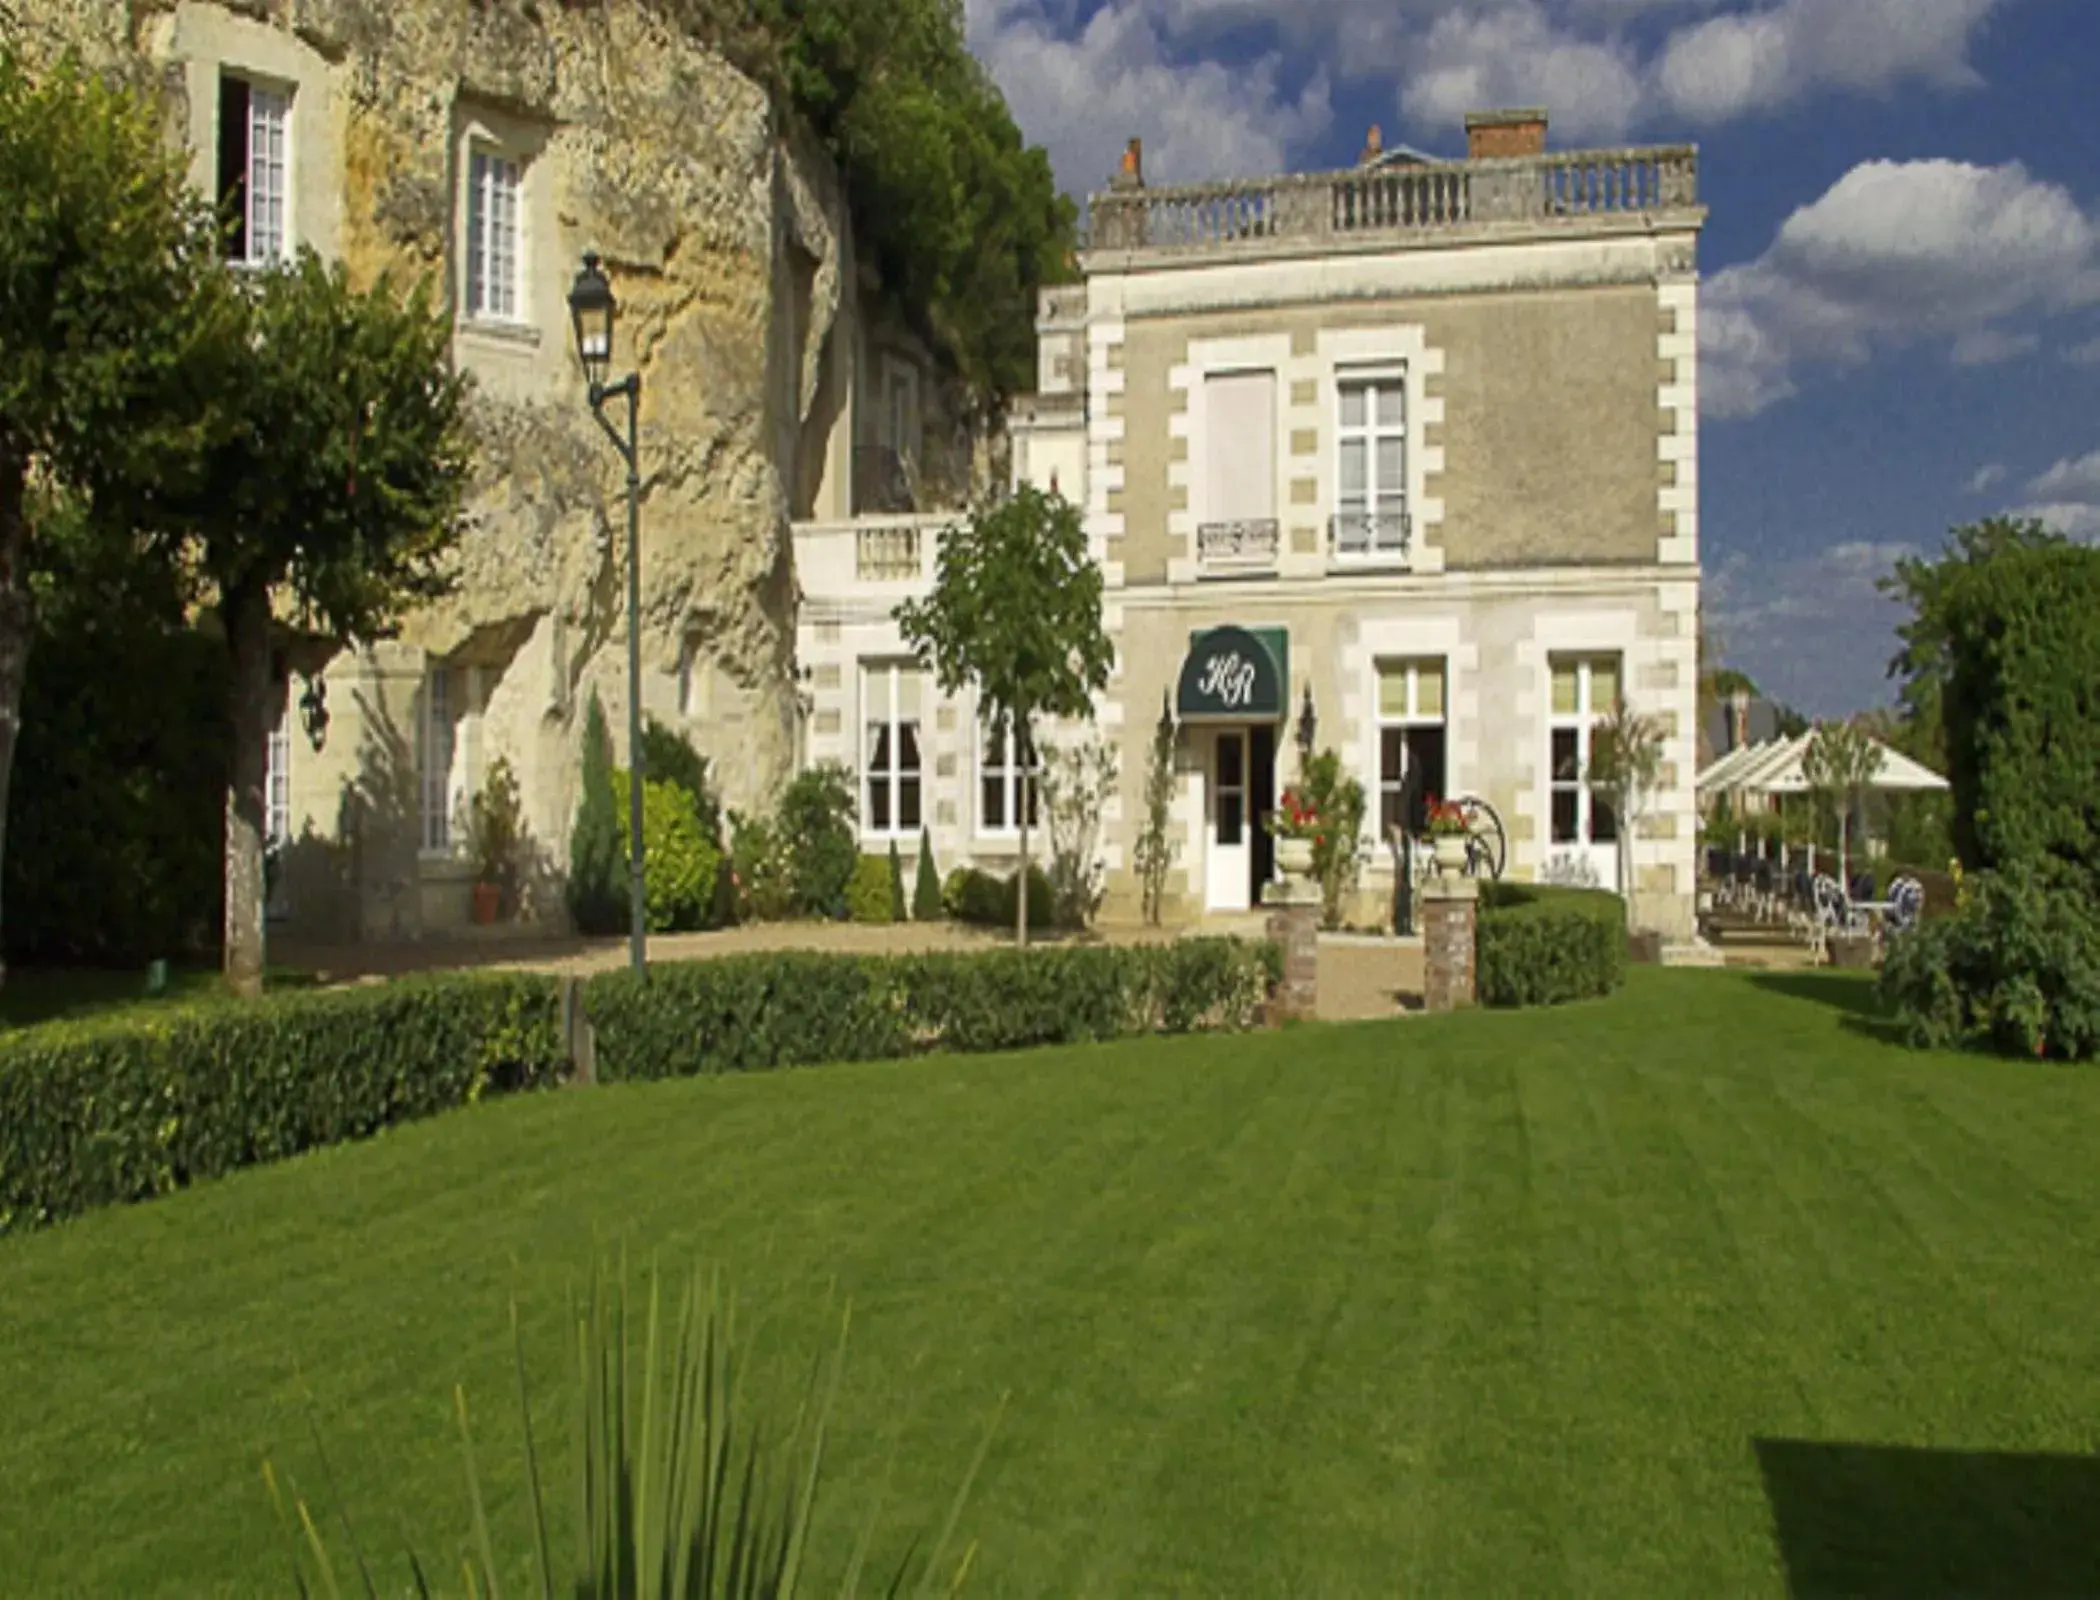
[568,250,647,976]
[1296,682,1318,763]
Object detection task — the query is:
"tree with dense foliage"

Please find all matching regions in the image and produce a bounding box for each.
[148,251,472,996]
[1800,719,1882,888]
[896,486,1112,946]
[1589,700,1666,929]
[0,49,231,985]
[674,0,1078,401]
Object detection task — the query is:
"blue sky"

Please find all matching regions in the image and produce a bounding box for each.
[964,0,2100,716]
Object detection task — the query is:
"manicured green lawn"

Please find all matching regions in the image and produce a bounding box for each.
[3,970,2099,1595]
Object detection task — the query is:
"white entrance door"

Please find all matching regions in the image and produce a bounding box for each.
[1205,728,1251,912]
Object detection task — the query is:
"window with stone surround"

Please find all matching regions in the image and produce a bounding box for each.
[977,715,1041,835]
[1334,369,1408,558]
[1376,658,1446,838]
[217,73,290,266]
[464,144,522,323]
[420,663,479,855]
[1199,369,1278,568]
[1549,654,1621,847]
[860,660,923,836]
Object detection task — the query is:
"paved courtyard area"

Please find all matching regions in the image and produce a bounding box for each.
[275,918,1429,1024]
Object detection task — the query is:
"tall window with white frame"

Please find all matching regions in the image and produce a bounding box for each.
[1335,370,1408,558]
[420,664,459,853]
[1376,658,1447,838]
[465,145,522,323]
[217,73,290,266]
[1548,654,1621,854]
[266,683,292,918]
[861,660,923,836]
[978,714,1041,834]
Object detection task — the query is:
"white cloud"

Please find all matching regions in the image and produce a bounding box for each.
[1966,463,2006,493]
[964,0,1333,194]
[964,2,2014,200]
[1702,159,2100,418]
[2004,450,2100,541]
[1705,539,1917,716]
[2066,335,2100,366]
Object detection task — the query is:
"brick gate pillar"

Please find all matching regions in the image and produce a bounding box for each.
[1421,876,1479,1014]
[1262,875,1321,1023]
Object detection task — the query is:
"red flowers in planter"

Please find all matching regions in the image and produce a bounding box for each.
[1271,784,1324,842]
[1423,795,1470,838]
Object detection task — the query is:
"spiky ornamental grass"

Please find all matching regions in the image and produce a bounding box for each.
[265,1257,1000,1599]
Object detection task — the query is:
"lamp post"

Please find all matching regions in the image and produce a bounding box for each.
[1296,682,1318,765]
[568,250,647,976]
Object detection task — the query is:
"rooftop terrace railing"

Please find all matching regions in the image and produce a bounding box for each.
[1086,146,1698,256]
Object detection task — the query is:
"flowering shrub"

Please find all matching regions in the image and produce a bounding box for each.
[1269,784,1325,844]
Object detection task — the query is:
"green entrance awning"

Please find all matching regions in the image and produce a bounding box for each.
[1176,625,1289,722]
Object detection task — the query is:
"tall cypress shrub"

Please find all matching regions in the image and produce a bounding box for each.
[911,826,943,921]
[566,692,625,936]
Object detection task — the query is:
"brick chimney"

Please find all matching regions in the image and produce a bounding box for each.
[1360,123,1384,165]
[1113,137,1144,190]
[1465,108,1548,160]
[1730,688,1751,751]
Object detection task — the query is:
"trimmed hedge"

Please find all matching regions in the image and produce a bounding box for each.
[1476,882,1627,1008]
[0,974,565,1234]
[846,855,899,924]
[943,865,1055,931]
[0,940,1277,1233]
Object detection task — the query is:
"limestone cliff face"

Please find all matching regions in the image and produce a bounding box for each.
[20,0,846,856]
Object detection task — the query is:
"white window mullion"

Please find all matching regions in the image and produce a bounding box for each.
[247,85,288,264]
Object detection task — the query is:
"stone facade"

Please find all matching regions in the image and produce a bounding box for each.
[794,111,1708,941]
[20,0,953,942]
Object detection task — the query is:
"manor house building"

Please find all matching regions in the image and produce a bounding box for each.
[793,111,1707,935]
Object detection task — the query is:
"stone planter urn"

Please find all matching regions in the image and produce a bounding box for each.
[1828,933,1878,971]
[1275,835,1315,880]
[1432,833,1470,877]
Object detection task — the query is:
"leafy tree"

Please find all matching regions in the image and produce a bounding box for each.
[0,48,229,984]
[1882,516,2067,768]
[776,762,858,919]
[1801,718,1883,889]
[1135,697,1178,928]
[911,825,942,922]
[678,0,1077,401]
[1590,700,1666,929]
[895,485,1112,946]
[569,693,626,936]
[1295,748,1368,931]
[151,251,472,995]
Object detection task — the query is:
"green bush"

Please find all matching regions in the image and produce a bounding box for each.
[943,865,1054,931]
[912,827,942,921]
[0,973,565,1233]
[777,763,857,919]
[582,939,1277,1080]
[846,853,899,925]
[612,772,724,934]
[1881,868,2100,1061]
[640,716,720,841]
[567,693,626,936]
[3,940,1279,1232]
[727,811,793,923]
[1476,882,1627,1008]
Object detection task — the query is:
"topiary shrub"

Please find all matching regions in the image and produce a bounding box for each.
[912,827,942,922]
[846,854,898,925]
[566,693,626,936]
[1476,882,1627,1008]
[942,865,1053,931]
[887,839,908,922]
[612,771,724,933]
[1881,867,2100,1061]
[777,763,857,919]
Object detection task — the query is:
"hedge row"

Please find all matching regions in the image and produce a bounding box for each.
[1476,883,1627,1008]
[0,940,1278,1234]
